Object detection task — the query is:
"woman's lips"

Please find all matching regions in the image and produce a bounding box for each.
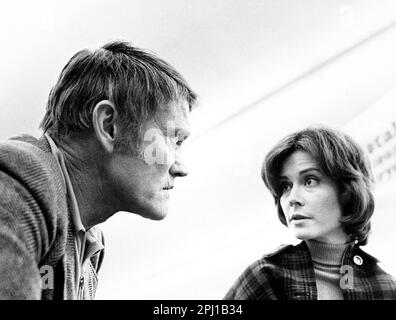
[289,214,311,222]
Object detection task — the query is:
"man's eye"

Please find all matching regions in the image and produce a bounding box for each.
[167,136,182,146]
[176,135,189,147]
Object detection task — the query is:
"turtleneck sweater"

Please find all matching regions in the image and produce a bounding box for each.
[306,239,350,300]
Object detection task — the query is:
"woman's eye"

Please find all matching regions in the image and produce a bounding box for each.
[280,182,291,193]
[305,177,318,187]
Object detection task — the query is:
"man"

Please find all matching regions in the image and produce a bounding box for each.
[0,41,197,299]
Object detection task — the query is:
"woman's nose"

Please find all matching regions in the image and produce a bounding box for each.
[287,185,303,207]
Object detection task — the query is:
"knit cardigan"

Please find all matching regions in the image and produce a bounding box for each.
[0,134,104,299]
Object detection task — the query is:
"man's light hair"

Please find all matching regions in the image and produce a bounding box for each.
[40,40,197,151]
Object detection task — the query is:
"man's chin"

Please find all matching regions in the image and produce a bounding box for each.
[148,212,167,221]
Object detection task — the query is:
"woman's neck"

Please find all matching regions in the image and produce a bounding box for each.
[305,239,351,264]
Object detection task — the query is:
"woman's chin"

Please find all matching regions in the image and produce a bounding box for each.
[293,232,313,241]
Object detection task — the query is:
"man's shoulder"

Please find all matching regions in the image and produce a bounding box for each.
[0,134,67,221]
[0,134,62,185]
[0,134,70,267]
[0,134,51,166]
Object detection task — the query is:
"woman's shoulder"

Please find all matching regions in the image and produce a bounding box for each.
[261,241,309,261]
[241,241,310,275]
[349,246,396,297]
[224,242,309,299]
[354,246,396,277]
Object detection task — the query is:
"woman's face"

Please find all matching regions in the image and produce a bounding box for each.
[279,150,348,244]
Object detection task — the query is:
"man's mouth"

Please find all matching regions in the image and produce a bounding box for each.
[163,186,174,190]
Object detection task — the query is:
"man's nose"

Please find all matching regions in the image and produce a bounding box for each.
[169,160,188,177]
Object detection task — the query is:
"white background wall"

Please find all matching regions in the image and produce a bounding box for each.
[1,1,396,299]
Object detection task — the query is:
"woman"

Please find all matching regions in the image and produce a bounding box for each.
[225,126,396,300]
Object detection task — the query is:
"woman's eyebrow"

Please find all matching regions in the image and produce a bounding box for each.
[299,168,322,175]
[279,167,321,180]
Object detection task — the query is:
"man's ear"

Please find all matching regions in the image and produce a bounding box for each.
[92,100,118,153]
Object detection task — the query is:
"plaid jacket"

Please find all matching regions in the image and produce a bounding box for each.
[224,241,396,300]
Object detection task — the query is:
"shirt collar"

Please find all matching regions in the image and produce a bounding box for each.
[45,134,104,274]
[45,133,85,234]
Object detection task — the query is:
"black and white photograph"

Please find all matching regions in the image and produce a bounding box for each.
[1,0,396,311]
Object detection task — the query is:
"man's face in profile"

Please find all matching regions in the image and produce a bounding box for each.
[107,99,191,220]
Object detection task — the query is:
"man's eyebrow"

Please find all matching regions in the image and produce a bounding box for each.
[166,129,190,142]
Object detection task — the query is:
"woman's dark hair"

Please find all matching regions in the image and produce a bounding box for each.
[261,126,374,245]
